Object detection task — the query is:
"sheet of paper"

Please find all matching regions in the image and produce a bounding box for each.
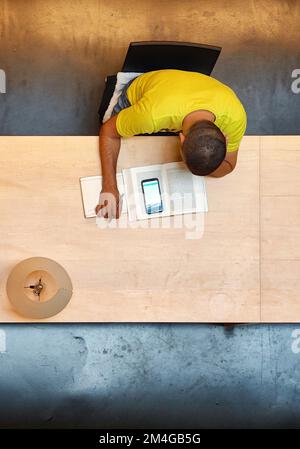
[80,173,127,218]
[123,162,208,221]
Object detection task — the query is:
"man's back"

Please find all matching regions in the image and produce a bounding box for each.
[116,69,247,152]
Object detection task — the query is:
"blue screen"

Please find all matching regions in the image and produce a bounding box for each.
[142,179,163,214]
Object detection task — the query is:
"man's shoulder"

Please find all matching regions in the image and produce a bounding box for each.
[224,86,247,123]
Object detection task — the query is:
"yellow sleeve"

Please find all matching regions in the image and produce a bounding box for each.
[116,100,154,137]
[226,108,247,152]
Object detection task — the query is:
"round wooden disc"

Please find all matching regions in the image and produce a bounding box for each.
[6,257,73,319]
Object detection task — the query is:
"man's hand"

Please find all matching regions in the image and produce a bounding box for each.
[95,187,122,219]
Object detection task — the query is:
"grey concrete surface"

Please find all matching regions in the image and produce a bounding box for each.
[0,324,300,428]
[0,0,299,135]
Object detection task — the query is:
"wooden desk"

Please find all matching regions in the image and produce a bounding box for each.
[260,137,300,322]
[0,136,298,322]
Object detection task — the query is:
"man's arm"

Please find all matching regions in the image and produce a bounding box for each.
[95,115,122,218]
[96,101,155,218]
[209,149,239,178]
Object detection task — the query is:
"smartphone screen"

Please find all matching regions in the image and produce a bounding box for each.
[141,178,163,214]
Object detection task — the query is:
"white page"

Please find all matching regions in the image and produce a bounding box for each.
[164,162,208,214]
[123,164,170,221]
[80,173,126,218]
[123,162,207,221]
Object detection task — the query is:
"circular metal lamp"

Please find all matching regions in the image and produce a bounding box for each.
[6,257,73,319]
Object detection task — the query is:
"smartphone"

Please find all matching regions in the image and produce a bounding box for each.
[141,178,163,214]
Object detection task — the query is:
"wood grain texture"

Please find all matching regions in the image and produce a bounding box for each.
[1,135,260,322]
[261,136,300,322]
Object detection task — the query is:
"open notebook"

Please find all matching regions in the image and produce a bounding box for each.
[80,162,208,220]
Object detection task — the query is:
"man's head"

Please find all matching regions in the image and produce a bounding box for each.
[180,120,226,176]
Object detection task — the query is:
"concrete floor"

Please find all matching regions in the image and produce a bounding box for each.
[1,0,300,135]
[1,324,300,428]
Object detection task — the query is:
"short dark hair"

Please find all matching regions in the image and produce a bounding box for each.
[182,120,226,176]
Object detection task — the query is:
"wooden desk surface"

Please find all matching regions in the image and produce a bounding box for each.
[0,135,299,322]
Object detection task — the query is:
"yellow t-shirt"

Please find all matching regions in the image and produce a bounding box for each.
[116,69,247,152]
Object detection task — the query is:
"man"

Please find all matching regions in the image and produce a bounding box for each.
[96,69,247,219]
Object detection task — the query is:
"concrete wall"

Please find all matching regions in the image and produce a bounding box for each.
[0,0,300,428]
[0,0,299,135]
